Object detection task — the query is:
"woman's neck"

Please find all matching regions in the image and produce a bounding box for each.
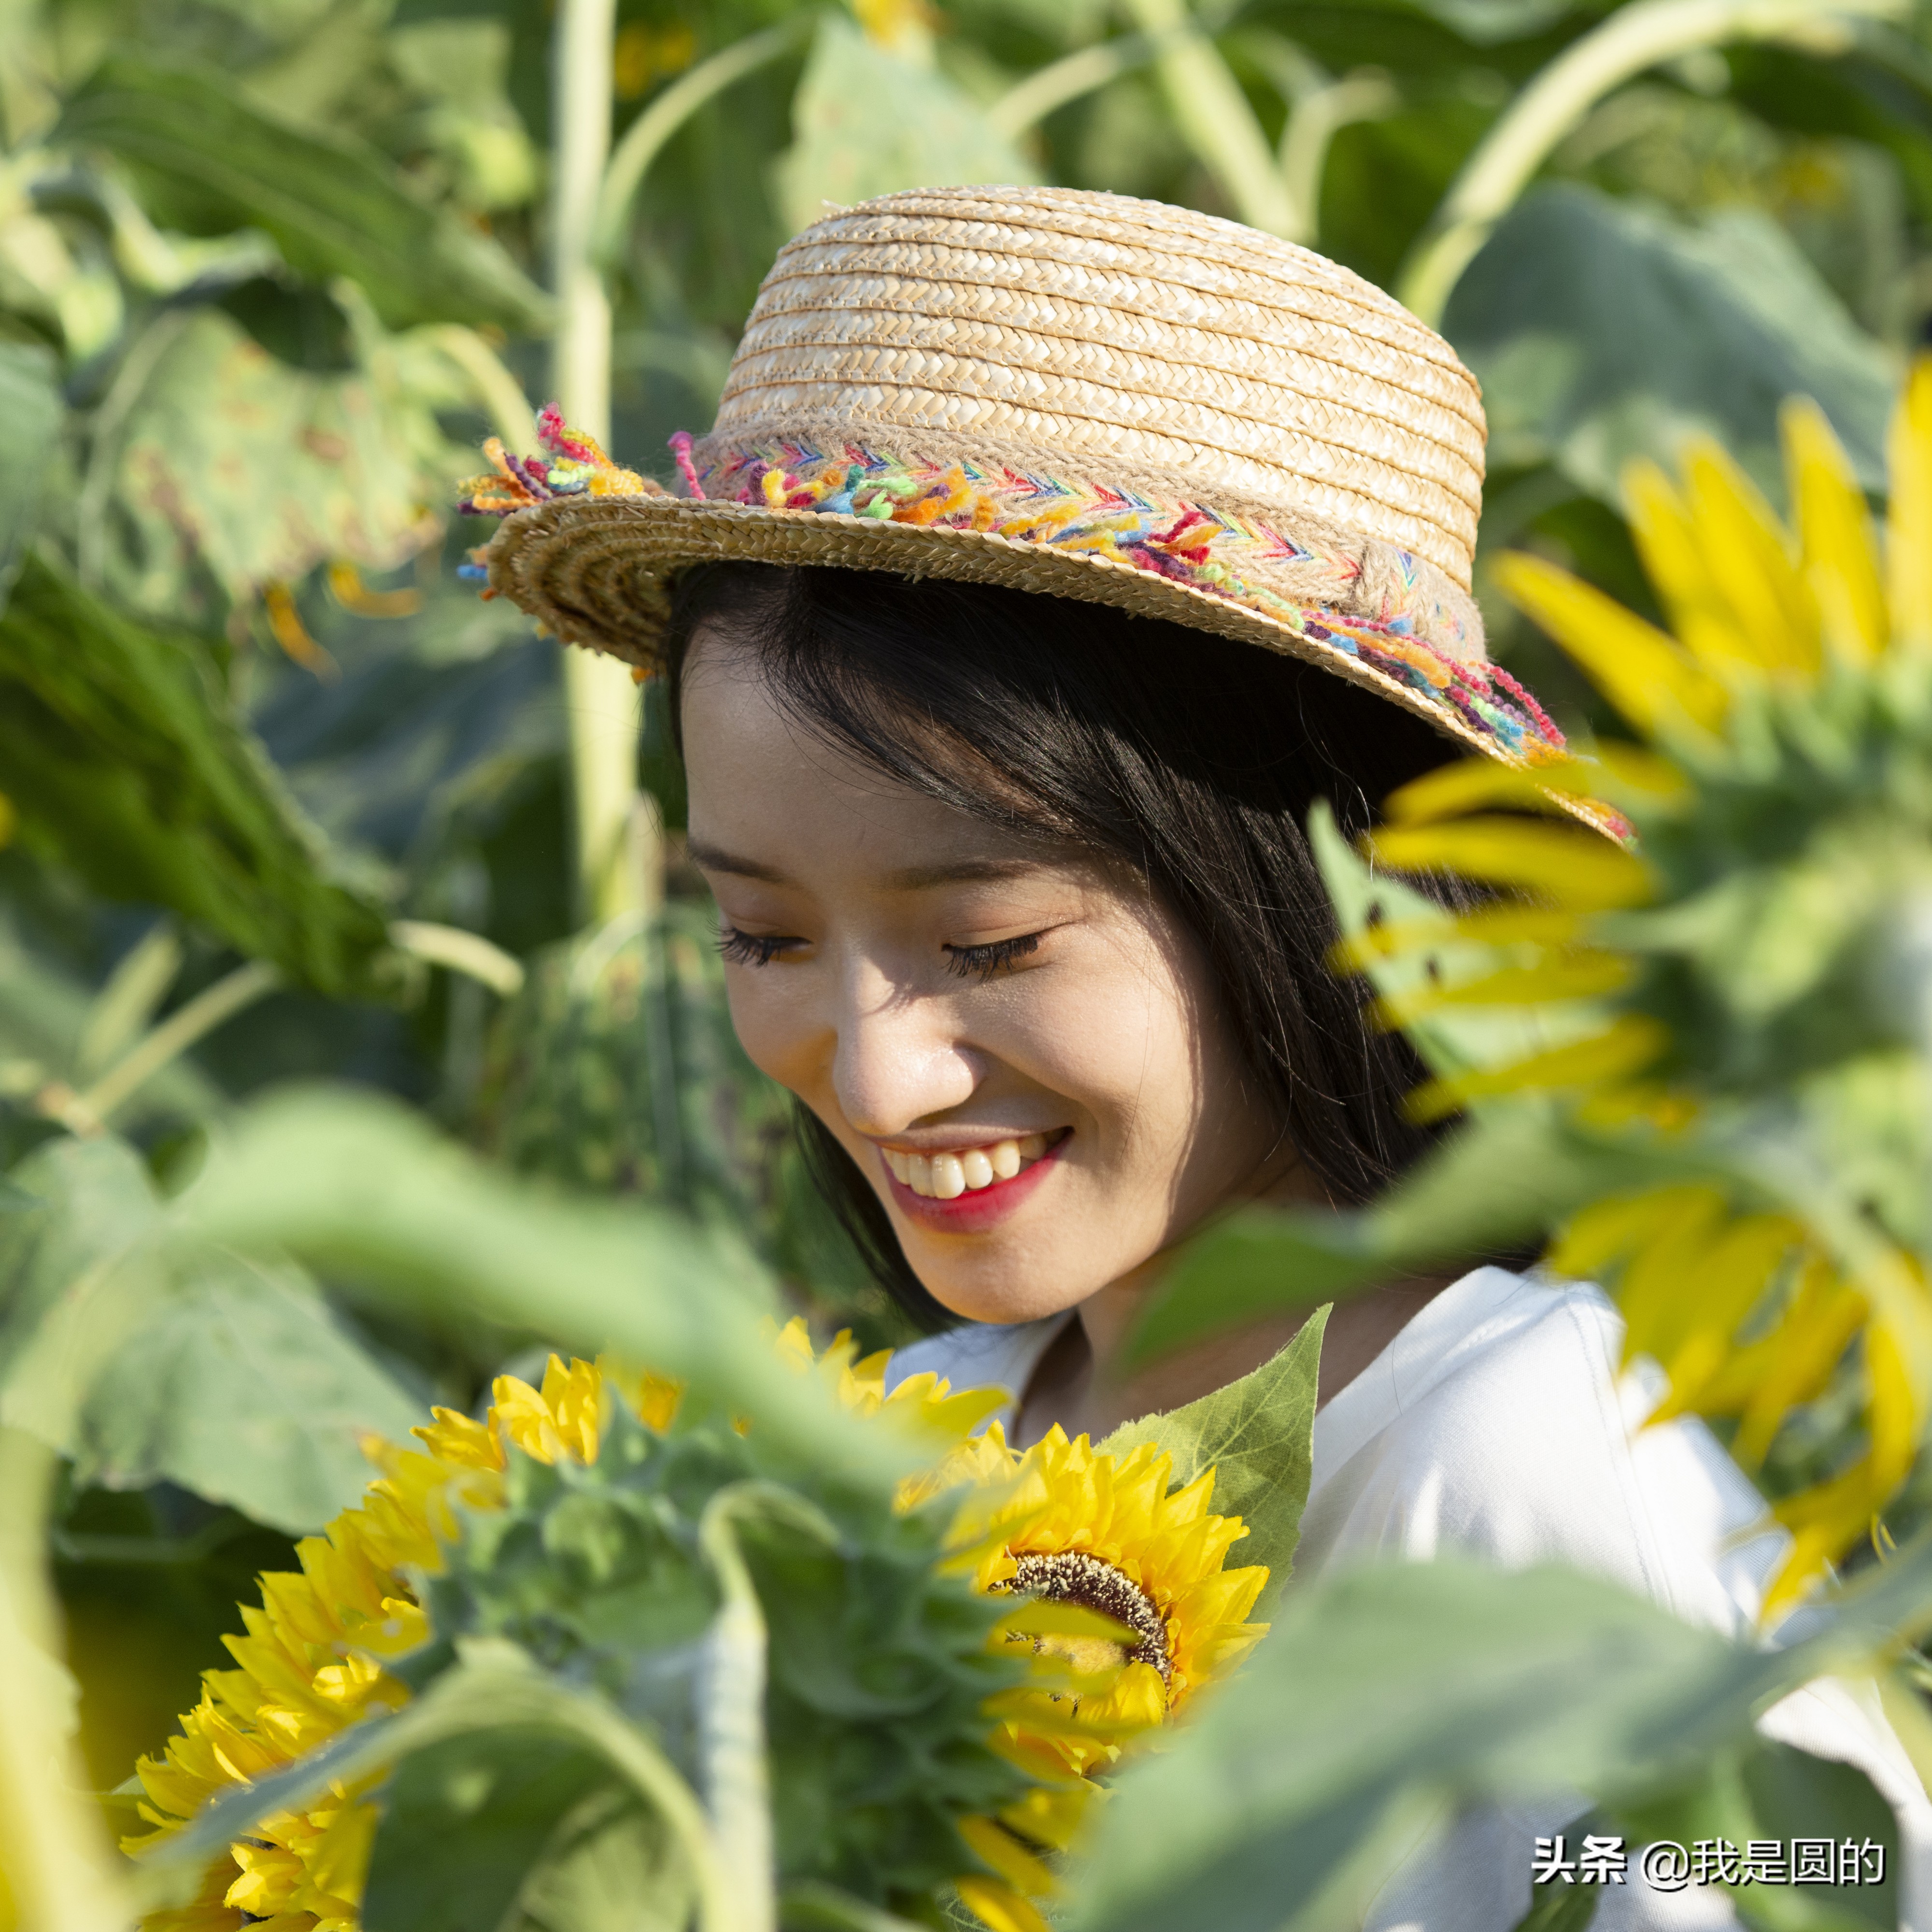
[1011,1261,1458,1449]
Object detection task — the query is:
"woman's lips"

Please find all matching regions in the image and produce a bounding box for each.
[879,1133,1066,1232]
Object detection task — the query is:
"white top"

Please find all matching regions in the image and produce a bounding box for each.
[886,1265,1932,1930]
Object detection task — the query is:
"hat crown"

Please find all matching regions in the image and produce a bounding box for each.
[710,184,1486,590]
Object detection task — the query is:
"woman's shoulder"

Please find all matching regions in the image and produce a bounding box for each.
[1300,1265,1786,1635]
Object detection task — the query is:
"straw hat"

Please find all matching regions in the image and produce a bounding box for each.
[462,185,1564,767]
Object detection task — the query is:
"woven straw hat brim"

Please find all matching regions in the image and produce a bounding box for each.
[489,491,1535,771]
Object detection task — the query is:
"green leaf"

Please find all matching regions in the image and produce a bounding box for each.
[175,1084,916,1491]
[1447,184,1896,504]
[0,914,225,1131]
[0,342,60,611]
[773,16,1038,237]
[71,1245,423,1533]
[510,1788,693,1932]
[0,550,391,996]
[0,1135,164,1449]
[1101,1309,1326,1609]
[361,1733,636,1932]
[1067,1557,1903,1932]
[1609,1741,1897,1932]
[54,52,551,334]
[0,1128,423,1532]
[104,304,466,611]
[1128,1100,1709,1362]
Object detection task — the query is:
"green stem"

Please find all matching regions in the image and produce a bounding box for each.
[1117,0,1296,238]
[594,18,811,268]
[0,1427,130,1932]
[426,324,539,452]
[128,1663,735,1932]
[75,957,279,1129]
[779,1882,931,1932]
[389,920,526,998]
[77,919,183,1080]
[988,33,1157,139]
[1397,0,1906,325]
[696,1485,841,1932]
[553,0,646,926]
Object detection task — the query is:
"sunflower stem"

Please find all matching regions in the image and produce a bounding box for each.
[389,920,526,998]
[71,956,279,1130]
[553,0,650,926]
[1397,0,1908,325]
[1117,0,1298,238]
[697,1484,841,1932]
[593,18,810,268]
[0,1426,131,1932]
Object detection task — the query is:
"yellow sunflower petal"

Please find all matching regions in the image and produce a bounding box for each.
[958,1814,1060,1898]
[1366,818,1653,912]
[1680,438,1817,681]
[1491,549,1727,736]
[1407,1014,1668,1122]
[955,1874,1054,1932]
[1783,397,1885,667]
[1887,356,1932,653]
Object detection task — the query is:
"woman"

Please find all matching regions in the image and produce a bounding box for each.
[469,185,1928,1928]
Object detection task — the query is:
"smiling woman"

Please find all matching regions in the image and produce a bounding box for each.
[462,185,1932,1929]
[668,563,1461,1389]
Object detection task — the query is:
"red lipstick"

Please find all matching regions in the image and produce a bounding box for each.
[880,1136,1066,1234]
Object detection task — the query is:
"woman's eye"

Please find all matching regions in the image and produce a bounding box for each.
[944,932,1042,981]
[718,926,803,968]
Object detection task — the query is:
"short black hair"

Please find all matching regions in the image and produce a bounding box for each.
[667,563,1467,1330]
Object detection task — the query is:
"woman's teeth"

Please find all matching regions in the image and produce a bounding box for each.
[885,1135,1049,1199]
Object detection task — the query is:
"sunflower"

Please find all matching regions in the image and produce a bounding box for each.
[940,1422,1271,1930]
[126,1353,611,1931]
[1338,361,1932,1611]
[126,1328,1071,1932]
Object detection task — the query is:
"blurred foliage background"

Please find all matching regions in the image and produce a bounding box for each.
[4,0,1932,1845]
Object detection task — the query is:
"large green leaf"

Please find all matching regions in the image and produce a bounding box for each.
[1127,1098,1706,1363]
[361,1733,667,1932]
[0,1136,163,1449]
[0,550,391,996]
[175,1084,913,1490]
[71,1246,422,1533]
[0,341,60,610]
[1446,183,1898,503]
[54,52,550,334]
[0,1132,421,1532]
[773,16,1038,237]
[1101,1308,1326,1611]
[105,304,466,611]
[1070,1556,1917,1932]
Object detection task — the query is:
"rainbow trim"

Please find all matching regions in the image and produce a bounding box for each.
[456,404,653,545]
[458,411,1564,762]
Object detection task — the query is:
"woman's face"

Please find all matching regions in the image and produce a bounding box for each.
[681,634,1280,1327]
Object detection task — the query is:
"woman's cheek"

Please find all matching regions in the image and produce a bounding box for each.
[721,969,819,1095]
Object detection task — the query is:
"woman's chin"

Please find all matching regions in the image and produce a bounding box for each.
[900,1235,1112,1330]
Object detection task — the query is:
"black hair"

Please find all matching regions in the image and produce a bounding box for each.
[666,563,1467,1331]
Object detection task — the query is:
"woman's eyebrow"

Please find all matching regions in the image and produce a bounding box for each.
[686,842,1042,892]
[880,858,1042,890]
[686,838,790,883]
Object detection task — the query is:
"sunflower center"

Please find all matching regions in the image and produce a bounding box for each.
[1001,1550,1171,1687]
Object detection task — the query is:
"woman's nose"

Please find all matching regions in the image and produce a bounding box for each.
[829,973,978,1138]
